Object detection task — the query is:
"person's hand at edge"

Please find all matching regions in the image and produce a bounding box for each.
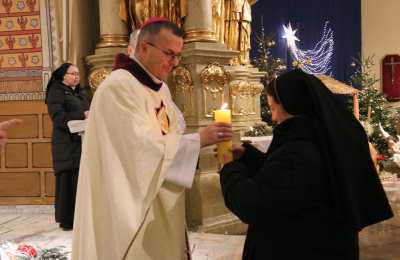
[0,119,23,151]
[199,122,232,147]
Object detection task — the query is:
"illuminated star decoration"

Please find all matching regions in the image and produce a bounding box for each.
[282,21,334,75]
[282,23,300,48]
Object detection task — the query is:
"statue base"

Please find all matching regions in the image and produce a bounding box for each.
[85,46,126,90]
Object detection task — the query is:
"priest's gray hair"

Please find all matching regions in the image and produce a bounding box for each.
[129,29,140,50]
[137,21,184,44]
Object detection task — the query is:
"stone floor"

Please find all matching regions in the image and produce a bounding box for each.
[0,206,399,260]
[0,180,399,260]
[0,205,244,260]
[358,180,400,260]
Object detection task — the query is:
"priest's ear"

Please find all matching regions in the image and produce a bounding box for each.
[136,40,149,56]
[127,45,134,56]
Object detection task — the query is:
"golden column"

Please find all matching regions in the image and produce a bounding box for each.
[184,0,216,43]
[96,0,129,52]
[86,0,129,89]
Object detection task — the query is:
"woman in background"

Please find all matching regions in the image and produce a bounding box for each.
[45,63,90,230]
[220,69,393,260]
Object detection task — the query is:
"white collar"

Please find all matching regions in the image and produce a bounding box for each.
[131,56,164,85]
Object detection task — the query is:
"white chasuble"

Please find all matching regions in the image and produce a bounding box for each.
[72,69,197,260]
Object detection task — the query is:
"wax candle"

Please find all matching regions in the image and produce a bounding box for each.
[214,103,232,164]
[353,94,359,120]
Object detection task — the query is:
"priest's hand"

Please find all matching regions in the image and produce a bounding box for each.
[199,122,232,147]
[0,119,22,150]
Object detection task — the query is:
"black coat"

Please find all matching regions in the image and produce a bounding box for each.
[46,82,90,173]
[220,116,359,260]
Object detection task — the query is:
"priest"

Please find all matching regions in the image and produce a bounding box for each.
[72,17,232,260]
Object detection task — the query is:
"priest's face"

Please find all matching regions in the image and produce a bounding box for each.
[140,28,183,81]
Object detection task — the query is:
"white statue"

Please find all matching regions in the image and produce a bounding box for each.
[379,123,400,154]
[379,123,400,167]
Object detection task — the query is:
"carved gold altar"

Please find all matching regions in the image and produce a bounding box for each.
[86,0,262,234]
[200,63,231,117]
[172,66,194,117]
[118,0,187,30]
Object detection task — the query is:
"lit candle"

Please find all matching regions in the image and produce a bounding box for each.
[353,94,359,120]
[367,105,371,120]
[214,103,232,164]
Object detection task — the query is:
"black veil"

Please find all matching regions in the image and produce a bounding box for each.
[273,69,393,230]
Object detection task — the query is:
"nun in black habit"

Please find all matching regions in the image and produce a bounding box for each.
[45,63,90,230]
[220,69,393,260]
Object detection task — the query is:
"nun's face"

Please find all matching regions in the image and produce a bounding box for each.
[63,65,80,87]
[267,94,291,124]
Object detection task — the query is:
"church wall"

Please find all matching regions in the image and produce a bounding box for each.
[362,0,400,90]
[0,0,99,205]
[0,101,54,204]
[0,0,54,204]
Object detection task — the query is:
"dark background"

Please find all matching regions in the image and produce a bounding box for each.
[251,0,361,83]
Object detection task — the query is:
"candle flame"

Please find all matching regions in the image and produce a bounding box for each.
[221,103,228,110]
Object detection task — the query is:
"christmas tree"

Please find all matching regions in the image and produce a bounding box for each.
[350,55,399,154]
[252,21,286,125]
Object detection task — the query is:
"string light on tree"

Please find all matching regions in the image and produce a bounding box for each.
[282,21,334,75]
[252,16,286,124]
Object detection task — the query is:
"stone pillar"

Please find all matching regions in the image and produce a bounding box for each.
[184,0,216,43]
[168,0,265,232]
[86,0,128,90]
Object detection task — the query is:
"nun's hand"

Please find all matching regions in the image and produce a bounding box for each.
[222,144,245,165]
[84,110,90,119]
[232,144,245,160]
[223,153,233,165]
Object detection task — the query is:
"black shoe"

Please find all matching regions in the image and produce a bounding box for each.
[62,227,72,231]
[59,223,73,231]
